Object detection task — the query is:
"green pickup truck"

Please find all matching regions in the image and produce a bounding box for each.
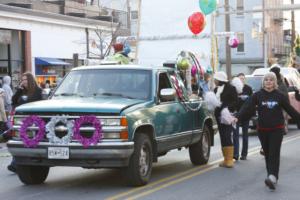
[7,65,217,186]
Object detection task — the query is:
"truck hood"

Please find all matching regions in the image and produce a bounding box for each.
[15,97,145,114]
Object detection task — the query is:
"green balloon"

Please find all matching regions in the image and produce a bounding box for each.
[177,58,191,70]
[199,0,217,15]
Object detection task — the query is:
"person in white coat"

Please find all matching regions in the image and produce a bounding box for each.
[2,75,13,114]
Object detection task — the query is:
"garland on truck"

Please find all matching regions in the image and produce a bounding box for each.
[73,115,103,148]
[20,115,45,148]
[19,115,103,148]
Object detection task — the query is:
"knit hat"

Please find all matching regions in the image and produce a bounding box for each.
[113,43,124,52]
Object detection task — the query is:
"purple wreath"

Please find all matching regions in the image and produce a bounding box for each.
[20,115,45,148]
[73,115,102,148]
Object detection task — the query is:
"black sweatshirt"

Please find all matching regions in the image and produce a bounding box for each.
[238,89,300,131]
[12,87,42,108]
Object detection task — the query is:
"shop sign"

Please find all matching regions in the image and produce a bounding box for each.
[0,30,11,44]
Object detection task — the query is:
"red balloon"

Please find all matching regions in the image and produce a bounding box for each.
[188,12,206,35]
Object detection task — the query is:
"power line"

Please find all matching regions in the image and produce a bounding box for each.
[217,4,300,15]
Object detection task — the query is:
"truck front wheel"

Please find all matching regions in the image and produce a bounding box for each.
[17,165,49,185]
[189,125,211,165]
[125,134,153,186]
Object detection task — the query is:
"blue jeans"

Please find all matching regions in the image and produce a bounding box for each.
[233,120,249,158]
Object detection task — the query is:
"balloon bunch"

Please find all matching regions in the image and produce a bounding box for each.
[188,0,217,35]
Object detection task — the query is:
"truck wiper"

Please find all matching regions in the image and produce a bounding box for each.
[93,92,134,99]
[54,93,84,97]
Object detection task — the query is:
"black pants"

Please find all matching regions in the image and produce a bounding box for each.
[258,130,283,180]
[218,122,234,147]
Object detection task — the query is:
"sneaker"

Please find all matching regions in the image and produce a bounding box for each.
[233,156,239,161]
[7,164,16,173]
[240,156,247,160]
[265,175,277,190]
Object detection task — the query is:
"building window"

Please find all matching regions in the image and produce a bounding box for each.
[131,11,138,20]
[237,33,244,52]
[236,0,244,15]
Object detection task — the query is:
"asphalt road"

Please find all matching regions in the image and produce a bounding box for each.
[1,126,300,200]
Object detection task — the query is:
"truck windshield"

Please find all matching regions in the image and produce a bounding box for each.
[54,69,152,100]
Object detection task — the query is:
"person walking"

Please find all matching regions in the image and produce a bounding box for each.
[7,72,43,173]
[237,72,300,190]
[233,73,253,160]
[214,71,238,168]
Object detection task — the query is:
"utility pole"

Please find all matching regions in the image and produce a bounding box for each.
[291,0,296,66]
[224,0,232,79]
[263,0,267,67]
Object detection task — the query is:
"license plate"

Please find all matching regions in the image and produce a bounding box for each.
[48,147,69,159]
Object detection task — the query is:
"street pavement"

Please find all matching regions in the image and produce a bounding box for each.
[0,126,300,200]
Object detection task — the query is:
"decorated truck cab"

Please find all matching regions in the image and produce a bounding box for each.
[7,65,217,186]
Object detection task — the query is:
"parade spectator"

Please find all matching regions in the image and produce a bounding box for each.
[7,72,43,173]
[214,71,238,168]
[233,73,253,160]
[45,80,50,89]
[0,88,8,139]
[199,73,212,96]
[270,65,289,98]
[2,75,13,114]
[237,72,300,190]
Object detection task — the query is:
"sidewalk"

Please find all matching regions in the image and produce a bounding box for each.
[0,142,10,157]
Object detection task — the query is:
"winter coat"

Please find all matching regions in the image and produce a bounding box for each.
[12,87,43,108]
[0,91,7,122]
[214,83,238,121]
[237,84,253,111]
[2,76,13,112]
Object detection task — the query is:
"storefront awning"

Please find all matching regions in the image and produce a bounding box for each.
[35,57,71,66]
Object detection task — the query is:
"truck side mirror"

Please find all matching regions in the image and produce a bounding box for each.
[160,88,175,101]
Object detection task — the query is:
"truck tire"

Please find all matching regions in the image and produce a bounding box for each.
[189,125,211,165]
[17,165,49,185]
[125,134,153,186]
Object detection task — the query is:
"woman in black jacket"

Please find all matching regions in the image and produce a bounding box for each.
[214,71,238,168]
[7,72,43,173]
[237,72,300,190]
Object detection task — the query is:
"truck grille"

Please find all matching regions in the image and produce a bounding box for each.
[13,113,127,142]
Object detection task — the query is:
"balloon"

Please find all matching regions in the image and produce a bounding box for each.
[123,43,131,55]
[191,65,197,76]
[188,12,206,35]
[199,0,217,15]
[177,58,191,70]
[228,36,239,48]
[206,66,213,74]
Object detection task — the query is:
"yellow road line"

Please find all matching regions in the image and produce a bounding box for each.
[106,134,300,200]
[105,160,222,200]
[126,165,218,200]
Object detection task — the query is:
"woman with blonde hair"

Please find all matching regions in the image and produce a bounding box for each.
[237,72,300,190]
